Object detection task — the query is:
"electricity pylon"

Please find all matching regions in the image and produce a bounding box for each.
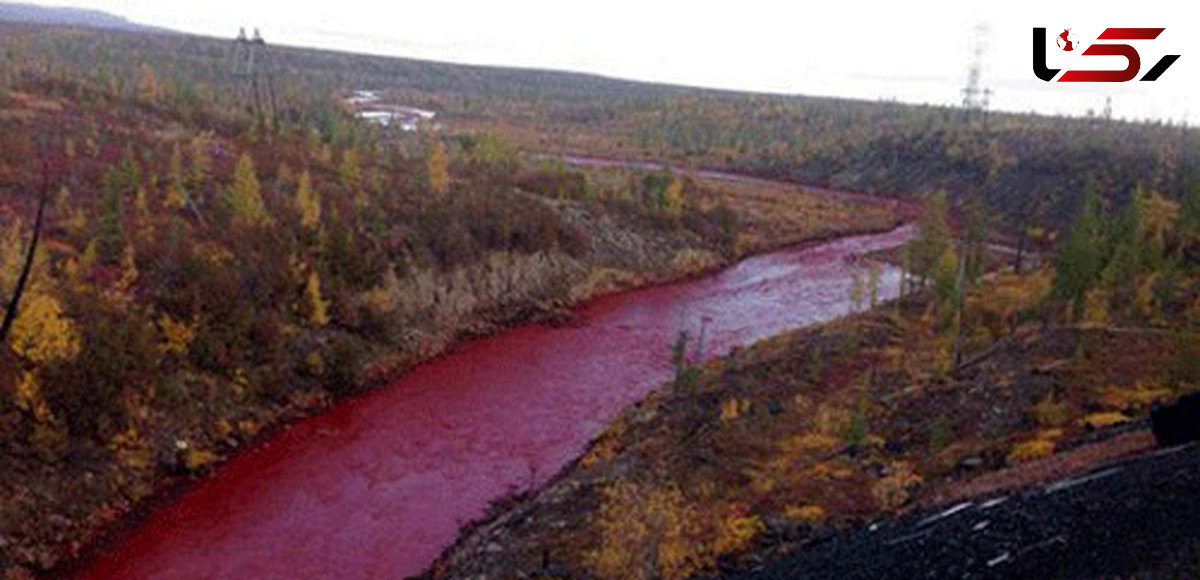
[961,22,993,127]
[231,27,278,126]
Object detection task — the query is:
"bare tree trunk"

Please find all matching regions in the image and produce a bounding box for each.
[1,174,51,344]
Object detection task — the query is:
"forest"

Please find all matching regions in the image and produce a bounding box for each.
[1,21,1194,230]
[0,18,1195,577]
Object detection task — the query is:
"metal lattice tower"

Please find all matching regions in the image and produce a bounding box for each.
[961,23,993,119]
[231,27,278,126]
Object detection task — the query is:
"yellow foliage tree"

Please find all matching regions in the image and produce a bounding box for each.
[166,144,188,210]
[117,244,139,293]
[137,63,159,102]
[14,371,67,460]
[587,481,761,579]
[469,132,516,169]
[158,313,197,356]
[9,291,81,364]
[338,148,361,191]
[189,132,213,187]
[1082,287,1109,327]
[427,140,450,195]
[305,270,331,327]
[226,153,268,225]
[14,371,52,422]
[588,481,703,579]
[0,215,23,293]
[296,170,321,231]
[1137,188,1179,238]
[316,143,333,164]
[53,186,87,233]
[134,185,149,217]
[663,177,684,217]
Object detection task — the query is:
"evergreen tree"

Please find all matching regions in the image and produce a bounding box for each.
[96,166,126,265]
[1100,186,1144,298]
[905,190,952,286]
[1053,188,1105,315]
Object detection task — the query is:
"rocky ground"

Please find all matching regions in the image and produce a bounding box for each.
[730,441,1200,579]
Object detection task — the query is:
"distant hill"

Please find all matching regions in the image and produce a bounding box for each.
[0,16,1192,231]
[0,2,168,33]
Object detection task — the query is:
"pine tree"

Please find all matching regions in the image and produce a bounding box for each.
[906,190,952,287]
[1181,183,1200,247]
[225,153,268,226]
[1101,187,1144,298]
[1053,188,1105,316]
[962,195,989,284]
[96,166,126,266]
[932,242,960,315]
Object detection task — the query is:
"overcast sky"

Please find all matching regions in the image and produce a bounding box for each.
[17,0,1197,122]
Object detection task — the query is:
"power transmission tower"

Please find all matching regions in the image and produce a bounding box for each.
[960,23,993,127]
[231,27,279,127]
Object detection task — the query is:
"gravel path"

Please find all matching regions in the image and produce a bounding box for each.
[730,442,1200,579]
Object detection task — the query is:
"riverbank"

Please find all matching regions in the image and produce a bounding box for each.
[13,187,894,578]
[426,265,1194,579]
[73,224,912,579]
[0,75,901,576]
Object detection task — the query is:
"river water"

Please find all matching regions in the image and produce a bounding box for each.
[85,225,914,579]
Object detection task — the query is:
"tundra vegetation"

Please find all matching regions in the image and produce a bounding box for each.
[0,22,899,574]
[0,19,1195,576]
[430,184,1196,579]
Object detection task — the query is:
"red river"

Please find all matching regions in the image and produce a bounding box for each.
[85,224,915,579]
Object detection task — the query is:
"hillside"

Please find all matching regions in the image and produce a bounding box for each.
[0,21,1194,231]
[0,34,900,573]
[429,220,1197,578]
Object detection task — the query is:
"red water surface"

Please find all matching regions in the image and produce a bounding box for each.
[85,225,914,579]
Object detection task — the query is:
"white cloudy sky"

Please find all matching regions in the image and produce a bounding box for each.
[18,0,1198,122]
